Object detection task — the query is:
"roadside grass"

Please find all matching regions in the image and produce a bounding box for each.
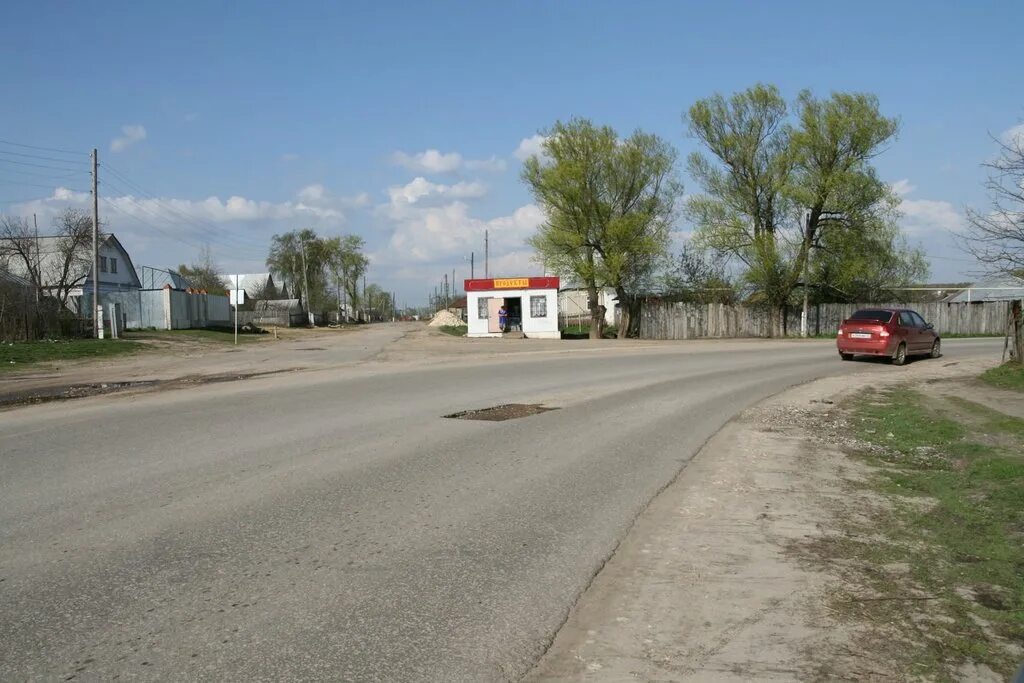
[0,339,145,371]
[438,325,467,337]
[981,362,1024,392]
[124,327,264,344]
[820,388,1024,678]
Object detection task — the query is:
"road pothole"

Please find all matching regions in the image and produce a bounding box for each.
[444,403,558,421]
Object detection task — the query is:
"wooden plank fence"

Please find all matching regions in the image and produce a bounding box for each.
[640,301,1014,340]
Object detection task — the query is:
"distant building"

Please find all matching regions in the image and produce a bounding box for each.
[558,287,618,326]
[943,275,1024,303]
[225,273,280,300]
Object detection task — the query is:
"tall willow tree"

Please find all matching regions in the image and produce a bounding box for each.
[523,118,680,338]
[685,84,918,334]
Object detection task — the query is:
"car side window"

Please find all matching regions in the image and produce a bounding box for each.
[898,312,912,327]
[911,312,928,328]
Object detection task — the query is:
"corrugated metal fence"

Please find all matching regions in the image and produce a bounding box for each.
[640,301,1014,340]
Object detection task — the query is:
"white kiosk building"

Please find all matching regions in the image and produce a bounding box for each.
[465,277,560,339]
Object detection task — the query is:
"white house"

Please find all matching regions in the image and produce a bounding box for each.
[1,233,142,314]
[465,277,560,339]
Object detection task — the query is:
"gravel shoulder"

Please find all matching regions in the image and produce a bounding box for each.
[528,355,1006,681]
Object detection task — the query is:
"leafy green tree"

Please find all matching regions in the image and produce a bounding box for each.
[325,234,369,317]
[523,118,680,338]
[685,84,918,334]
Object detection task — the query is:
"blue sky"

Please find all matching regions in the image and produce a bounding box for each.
[1,1,1020,302]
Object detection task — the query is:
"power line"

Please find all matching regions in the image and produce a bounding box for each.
[0,165,85,181]
[0,176,88,192]
[101,176,267,259]
[0,156,88,172]
[0,195,53,204]
[0,138,88,156]
[0,149,92,165]
[101,162,270,256]
[103,176,267,257]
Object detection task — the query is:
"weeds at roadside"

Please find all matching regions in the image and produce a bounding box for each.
[981,362,1024,392]
[792,388,1024,680]
[0,339,145,371]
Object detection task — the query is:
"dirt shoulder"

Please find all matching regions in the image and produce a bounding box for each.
[528,356,1018,682]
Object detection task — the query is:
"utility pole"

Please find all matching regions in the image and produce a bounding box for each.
[471,251,475,279]
[484,230,489,279]
[91,148,100,338]
[800,211,810,339]
[362,274,366,322]
[443,273,449,310]
[32,213,40,305]
[300,237,313,326]
[452,269,456,301]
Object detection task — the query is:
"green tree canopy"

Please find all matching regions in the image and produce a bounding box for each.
[685,84,923,333]
[523,118,681,338]
[267,229,368,314]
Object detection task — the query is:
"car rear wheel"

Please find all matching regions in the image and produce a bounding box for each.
[840,352,854,361]
[892,342,907,366]
[930,339,942,359]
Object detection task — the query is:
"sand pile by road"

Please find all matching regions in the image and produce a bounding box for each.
[428,310,466,327]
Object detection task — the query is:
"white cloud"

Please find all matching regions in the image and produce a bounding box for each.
[387,177,487,206]
[391,149,507,174]
[12,185,354,259]
[110,124,147,152]
[373,198,543,267]
[890,179,916,196]
[392,149,464,174]
[297,183,371,209]
[1000,123,1024,147]
[465,156,508,172]
[891,179,964,235]
[514,134,549,162]
[280,153,300,162]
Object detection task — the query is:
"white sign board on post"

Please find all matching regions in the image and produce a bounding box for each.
[230,287,245,345]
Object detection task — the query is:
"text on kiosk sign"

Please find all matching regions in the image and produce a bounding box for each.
[492,278,530,289]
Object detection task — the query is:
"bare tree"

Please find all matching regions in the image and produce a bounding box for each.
[1,209,96,311]
[0,216,42,297]
[963,132,1024,275]
[962,130,1024,363]
[44,208,96,310]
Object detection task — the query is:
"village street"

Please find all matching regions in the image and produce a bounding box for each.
[0,325,1002,681]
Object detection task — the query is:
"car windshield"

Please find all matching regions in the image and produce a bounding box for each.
[849,310,893,323]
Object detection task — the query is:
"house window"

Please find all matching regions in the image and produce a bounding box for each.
[110,258,118,274]
[100,256,108,273]
[477,297,489,319]
[530,295,547,318]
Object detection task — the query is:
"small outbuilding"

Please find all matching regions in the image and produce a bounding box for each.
[465,277,560,338]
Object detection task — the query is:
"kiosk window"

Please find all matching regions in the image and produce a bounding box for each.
[530,295,547,318]
[478,298,489,319]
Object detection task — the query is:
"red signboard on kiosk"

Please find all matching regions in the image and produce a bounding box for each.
[464,277,560,291]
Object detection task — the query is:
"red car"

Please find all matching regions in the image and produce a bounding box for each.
[836,308,941,365]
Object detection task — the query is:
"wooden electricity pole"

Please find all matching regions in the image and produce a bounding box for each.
[91,148,100,338]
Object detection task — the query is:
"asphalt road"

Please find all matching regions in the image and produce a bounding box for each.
[0,331,1001,681]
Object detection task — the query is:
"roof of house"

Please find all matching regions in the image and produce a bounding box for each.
[0,268,34,289]
[943,275,1024,303]
[225,273,276,298]
[1,233,141,289]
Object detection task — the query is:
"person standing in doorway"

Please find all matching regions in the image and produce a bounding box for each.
[498,303,508,332]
